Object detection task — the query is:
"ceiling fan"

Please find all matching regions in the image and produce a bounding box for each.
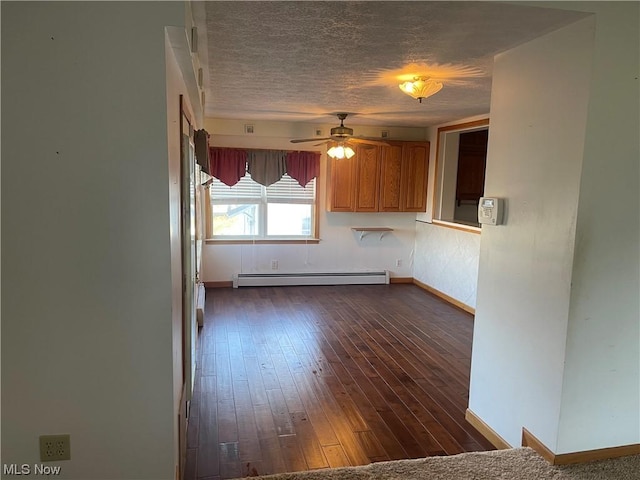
[290,113,389,147]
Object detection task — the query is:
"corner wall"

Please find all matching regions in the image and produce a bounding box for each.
[470,1,640,453]
[557,2,639,453]
[469,15,595,450]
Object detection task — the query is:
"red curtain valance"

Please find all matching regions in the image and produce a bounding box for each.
[208,147,320,188]
[209,147,247,187]
[286,151,320,187]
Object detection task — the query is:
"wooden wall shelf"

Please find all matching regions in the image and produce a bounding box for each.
[351,227,393,240]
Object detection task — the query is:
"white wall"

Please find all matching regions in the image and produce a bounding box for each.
[470,16,594,450]
[202,118,427,282]
[1,3,186,479]
[470,6,639,453]
[414,222,481,308]
[557,2,639,453]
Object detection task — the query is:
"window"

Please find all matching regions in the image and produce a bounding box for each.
[210,173,316,239]
[433,119,489,230]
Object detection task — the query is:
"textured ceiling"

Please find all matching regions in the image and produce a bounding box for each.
[200,1,586,127]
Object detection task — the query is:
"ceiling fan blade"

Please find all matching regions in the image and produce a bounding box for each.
[349,137,390,146]
[290,137,332,143]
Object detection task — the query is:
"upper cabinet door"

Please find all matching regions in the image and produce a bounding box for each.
[327,153,356,212]
[401,142,430,212]
[354,144,381,212]
[379,142,404,212]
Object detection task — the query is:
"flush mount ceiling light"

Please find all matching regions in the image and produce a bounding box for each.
[327,143,355,159]
[399,76,443,103]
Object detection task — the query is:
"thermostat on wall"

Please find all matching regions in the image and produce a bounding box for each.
[478,197,504,225]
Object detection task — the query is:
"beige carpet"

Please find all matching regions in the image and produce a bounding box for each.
[235,448,640,479]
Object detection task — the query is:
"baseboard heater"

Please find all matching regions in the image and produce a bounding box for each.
[233,271,389,288]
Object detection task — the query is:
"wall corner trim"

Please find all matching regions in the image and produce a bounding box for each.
[521,427,640,465]
[413,279,475,315]
[390,277,414,284]
[521,428,556,463]
[465,409,512,450]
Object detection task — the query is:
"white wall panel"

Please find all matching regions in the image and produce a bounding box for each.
[469,14,595,451]
[414,222,481,309]
[1,3,184,478]
[558,2,640,452]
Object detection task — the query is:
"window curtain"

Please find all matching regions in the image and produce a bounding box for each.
[247,150,287,187]
[209,147,247,187]
[286,151,320,187]
[194,129,211,175]
[208,147,319,188]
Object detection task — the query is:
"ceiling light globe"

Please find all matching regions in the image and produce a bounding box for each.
[344,147,355,159]
[327,146,342,159]
[399,77,443,102]
[327,145,355,160]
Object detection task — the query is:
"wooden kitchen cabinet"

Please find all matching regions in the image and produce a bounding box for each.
[379,142,404,211]
[326,148,356,212]
[401,142,430,212]
[354,144,380,212]
[326,140,430,213]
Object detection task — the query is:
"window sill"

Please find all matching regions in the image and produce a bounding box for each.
[432,219,482,234]
[205,238,320,245]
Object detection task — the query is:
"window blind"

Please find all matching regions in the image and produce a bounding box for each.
[266,175,315,201]
[212,173,314,202]
[211,174,261,200]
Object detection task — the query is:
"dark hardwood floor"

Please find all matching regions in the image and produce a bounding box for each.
[185,284,494,480]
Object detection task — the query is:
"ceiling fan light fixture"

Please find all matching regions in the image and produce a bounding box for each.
[327,144,355,159]
[399,77,443,103]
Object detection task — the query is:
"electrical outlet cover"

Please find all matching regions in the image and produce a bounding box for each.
[39,434,70,462]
